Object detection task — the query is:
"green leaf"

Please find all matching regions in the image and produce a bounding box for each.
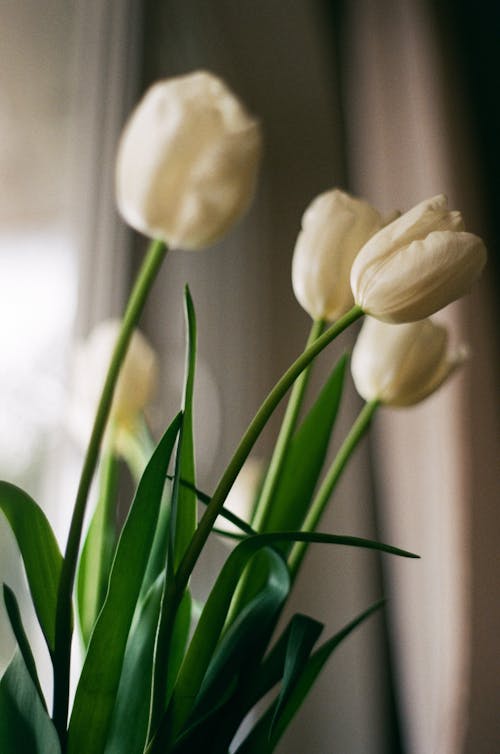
[235,600,385,753]
[149,419,185,730]
[170,549,290,754]
[198,613,323,754]
[173,286,197,569]
[67,413,182,754]
[270,614,323,737]
[104,576,163,754]
[196,549,289,716]
[224,528,417,624]
[0,651,60,754]
[2,585,46,710]
[0,482,62,654]
[263,355,347,543]
[160,540,291,747]
[76,450,119,647]
[140,480,172,600]
[165,588,192,704]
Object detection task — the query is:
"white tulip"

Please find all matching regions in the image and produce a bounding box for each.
[68,320,158,448]
[216,457,264,541]
[350,194,487,323]
[351,316,468,407]
[115,71,262,249]
[292,189,383,321]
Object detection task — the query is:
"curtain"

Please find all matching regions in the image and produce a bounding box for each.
[340,1,499,752]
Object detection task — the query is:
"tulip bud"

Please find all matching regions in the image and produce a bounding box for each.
[350,194,487,323]
[292,189,383,321]
[115,70,262,249]
[216,457,264,541]
[68,320,158,448]
[351,316,467,407]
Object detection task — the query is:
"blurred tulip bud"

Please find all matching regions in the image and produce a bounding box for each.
[350,194,487,323]
[69,320,158,449]
[351,316,468,406]
[292,189,383,321]
[216,457,265,542]
[115,70,262,249]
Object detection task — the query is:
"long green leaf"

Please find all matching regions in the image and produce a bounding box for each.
[149,417,185,731]
[169,549,290,754]
[0,482,62,654]
[270,614,323,736]
[195,613,323,754]
[235,613,319,713]
[76,450,119,647]
[235,600,385,753]
[173,286,197,569]
[2,585,46,710]
[228,527,417,627]
[0,651,60,754]
[195,613,322,753]
[140,481,172,600]
[106,579,192,754]
[263,355,347,541]
[104,576,163,754]
[155,542,290,749]
[196,550,289,715]
[67,413,182,754]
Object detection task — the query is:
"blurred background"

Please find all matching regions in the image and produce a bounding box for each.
[0,1,498,752]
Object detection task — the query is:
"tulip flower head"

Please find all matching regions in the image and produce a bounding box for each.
[350,194,487,323]
[116,70,262,249]
[292,189,383,321]
[351,316,468,407]
[69,320,158,449]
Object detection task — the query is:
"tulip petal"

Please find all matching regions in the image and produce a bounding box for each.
[292,189,383,320]
[355,231,487,323]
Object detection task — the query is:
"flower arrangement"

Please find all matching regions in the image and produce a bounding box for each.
[0,71,486,753]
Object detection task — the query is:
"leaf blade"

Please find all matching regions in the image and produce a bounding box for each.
[173,286,197,569]
[235,600,385,753]
[2,585,46,710]
[0,482,62,654]
[169,549,290,754]
[76,450,119,647]
[262,355,347,540]
[0,652,60,754]
[67,413,182,754]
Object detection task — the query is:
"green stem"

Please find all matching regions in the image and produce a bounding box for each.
[174,305,363,602]
[52,239,168,745]
[288,399,379,579]
[251,318,324,532]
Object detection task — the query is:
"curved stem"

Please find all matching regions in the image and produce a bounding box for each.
[174,305,363,600]
[288,399,379,579]
[251,318,324,532]
[52,239,168,744]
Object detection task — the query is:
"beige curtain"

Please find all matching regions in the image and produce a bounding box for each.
[343,1,499,752]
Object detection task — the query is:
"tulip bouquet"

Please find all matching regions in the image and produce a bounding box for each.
[0,71,486,754]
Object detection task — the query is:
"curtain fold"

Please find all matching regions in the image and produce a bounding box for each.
[341,1,499,752]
